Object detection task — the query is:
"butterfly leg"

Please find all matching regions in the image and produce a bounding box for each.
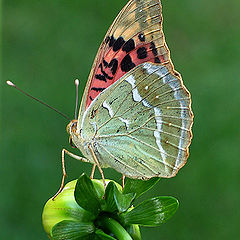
[88,144,106,189]
[52,148,90,200]
[122,175,126,189]
[90,164,96,179]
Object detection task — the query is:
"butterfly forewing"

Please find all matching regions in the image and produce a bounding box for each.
[78,0,175,122]
[81,63,193,179]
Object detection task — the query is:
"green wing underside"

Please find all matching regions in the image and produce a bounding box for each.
[81,62,193,179]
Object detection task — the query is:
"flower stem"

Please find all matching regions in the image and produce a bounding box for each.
[99,216,133,240]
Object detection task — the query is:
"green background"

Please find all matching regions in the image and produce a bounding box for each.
[1,0,240,239]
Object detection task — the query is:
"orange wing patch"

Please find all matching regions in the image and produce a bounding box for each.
[83,0,175,109]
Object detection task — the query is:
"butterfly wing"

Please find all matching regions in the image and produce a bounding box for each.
[80,62,193,179]
[78,0,176,122]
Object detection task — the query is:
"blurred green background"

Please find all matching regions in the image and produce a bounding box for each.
[1,0,240,239]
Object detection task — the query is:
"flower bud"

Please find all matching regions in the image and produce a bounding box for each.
[42,180,95,238]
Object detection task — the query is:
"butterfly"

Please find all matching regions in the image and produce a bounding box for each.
[63,0,193,191]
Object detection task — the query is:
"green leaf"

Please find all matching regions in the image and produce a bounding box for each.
[95,229,117,240]
[125,225,141,240]
[52,220,95,240]
[104,182,118,212]
[74,174,101,215]
[121,196,179,226]
[114,186,136,213]
[105,182,135,213]
[92,180,106,199]
[123,178,160,198]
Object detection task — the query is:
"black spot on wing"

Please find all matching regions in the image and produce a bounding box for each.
[109,36,115,47]
[137,47,148,59]
[99,63,113,80]
[150,42,158,56]
[109,59,118,75]
[121,54,136,72]
[113,37,125,52]
[91,87,106,92]
[138,33,145,42]
[103,59,108,67]
[95,74,107,82]
[89,96,94,101]
[154,57,161,63]
[109,97,118,105]
[122,39,135,53]
[90,109,98,119]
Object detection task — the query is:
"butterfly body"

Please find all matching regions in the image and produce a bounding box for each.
[68,0,193,180]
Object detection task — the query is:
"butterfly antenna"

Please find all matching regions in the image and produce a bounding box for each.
[74,79,79,120]
[6,80,71,121]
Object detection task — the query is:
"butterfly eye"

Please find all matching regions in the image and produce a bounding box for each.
[69,136,77,148]
[71,121,78,129]
[66,120,78,134]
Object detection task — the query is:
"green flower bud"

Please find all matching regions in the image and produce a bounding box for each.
[42,178,123,239]
[42,174,176,240]
[42,180,95,238]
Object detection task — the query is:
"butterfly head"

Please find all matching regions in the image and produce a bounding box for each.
[67,119,78,148]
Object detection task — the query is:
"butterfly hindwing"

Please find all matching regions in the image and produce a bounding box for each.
[81,63,193,179]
